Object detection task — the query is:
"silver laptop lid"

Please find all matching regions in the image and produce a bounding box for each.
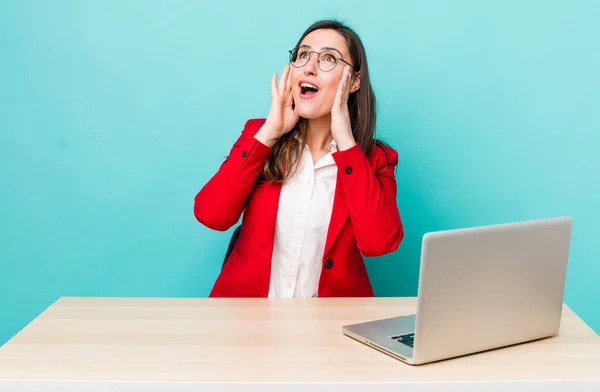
[412,216,572,364]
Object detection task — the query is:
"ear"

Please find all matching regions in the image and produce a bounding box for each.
[349,71,361,93]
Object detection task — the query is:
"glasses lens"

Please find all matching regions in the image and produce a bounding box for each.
[289,49,339,71]
[290,48,309,68]
[318,52,337,72]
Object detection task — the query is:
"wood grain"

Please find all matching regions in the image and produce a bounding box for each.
[0,297,598,382]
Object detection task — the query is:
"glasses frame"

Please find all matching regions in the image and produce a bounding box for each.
[288,48,357,73]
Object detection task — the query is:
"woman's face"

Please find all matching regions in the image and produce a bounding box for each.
[290,29,359,120]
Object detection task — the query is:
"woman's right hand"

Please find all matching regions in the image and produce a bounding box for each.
[254,65,299,147]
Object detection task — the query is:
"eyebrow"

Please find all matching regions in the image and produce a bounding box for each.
[299,44,344,57]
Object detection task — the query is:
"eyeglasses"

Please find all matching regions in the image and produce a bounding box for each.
[289,48,356,72]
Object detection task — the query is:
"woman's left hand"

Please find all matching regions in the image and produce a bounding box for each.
[331,65,357,151]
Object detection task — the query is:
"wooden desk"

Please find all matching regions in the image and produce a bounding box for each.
[0,297,599,391]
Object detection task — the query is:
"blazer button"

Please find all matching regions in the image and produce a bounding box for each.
[345,167,352,174]
[242,151,247,157]
[325,259,334,269]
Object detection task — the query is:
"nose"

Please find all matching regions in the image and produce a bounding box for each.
[303,52,318,76]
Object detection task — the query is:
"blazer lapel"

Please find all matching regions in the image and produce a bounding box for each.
[261,179,282,255]
[324,171,349,257]
[260,169,348,261]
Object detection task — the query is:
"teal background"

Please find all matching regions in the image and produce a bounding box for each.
[1,0,599,346]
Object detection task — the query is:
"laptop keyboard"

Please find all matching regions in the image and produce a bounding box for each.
[390,333,414,347]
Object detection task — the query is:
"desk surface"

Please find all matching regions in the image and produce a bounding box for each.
[0,297,599,386]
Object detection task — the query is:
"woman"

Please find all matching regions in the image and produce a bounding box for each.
[194,19,404,298]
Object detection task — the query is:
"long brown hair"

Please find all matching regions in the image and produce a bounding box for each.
[262,19,387,183]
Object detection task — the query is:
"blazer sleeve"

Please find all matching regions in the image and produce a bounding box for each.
[194,118,271,231]
[332,143,404,257]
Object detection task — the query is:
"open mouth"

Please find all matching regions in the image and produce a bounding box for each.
[299,81,319,98]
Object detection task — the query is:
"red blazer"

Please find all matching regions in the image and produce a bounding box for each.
[194,118,404,297]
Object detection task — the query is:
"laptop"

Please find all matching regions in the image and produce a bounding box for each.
[342,216,573,365]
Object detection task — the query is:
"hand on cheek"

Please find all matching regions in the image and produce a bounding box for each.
[331,65,357,151]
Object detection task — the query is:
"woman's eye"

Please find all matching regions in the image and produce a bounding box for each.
[323,54,335,62]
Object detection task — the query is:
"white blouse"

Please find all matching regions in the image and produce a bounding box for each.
[268,139,338,298]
